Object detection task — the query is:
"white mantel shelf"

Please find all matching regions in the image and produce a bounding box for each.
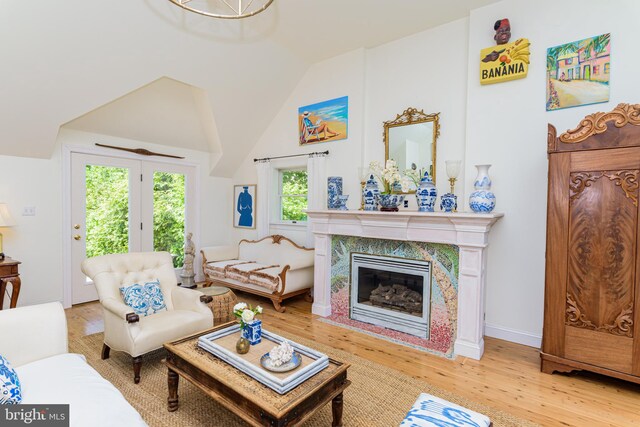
[307,209,504,360]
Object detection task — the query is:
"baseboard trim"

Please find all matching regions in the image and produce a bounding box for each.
[484,322,541,349]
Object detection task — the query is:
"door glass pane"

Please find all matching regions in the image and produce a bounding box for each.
[85,165,129,258]
[153,172,185,268]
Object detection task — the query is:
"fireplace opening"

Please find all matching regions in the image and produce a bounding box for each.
[357,267,424,317]
[350,253,431,338]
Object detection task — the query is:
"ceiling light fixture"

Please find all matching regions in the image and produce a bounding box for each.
[168,0,274,19]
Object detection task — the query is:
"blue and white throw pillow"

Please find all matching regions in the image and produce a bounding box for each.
[120,280,167,317]
[0,354,22,404]
[400,393,491,427]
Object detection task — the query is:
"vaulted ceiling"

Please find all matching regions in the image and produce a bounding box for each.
[0,0,497,176]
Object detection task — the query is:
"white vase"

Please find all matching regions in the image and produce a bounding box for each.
[469,164,496,213]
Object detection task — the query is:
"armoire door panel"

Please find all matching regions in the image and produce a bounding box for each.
[571,146,640,171]
[566,169,638,338]
[564,326,633,373]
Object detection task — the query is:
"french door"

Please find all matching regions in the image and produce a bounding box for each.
[70,153,195,305]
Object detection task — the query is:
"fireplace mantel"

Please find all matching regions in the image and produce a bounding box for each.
[307,209,503,360]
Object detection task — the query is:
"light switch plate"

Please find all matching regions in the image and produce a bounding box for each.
[22,206,36,216]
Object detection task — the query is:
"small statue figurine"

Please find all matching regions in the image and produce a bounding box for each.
[180,232,196,288]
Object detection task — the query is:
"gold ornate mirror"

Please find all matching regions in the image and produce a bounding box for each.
[384,107,440,192]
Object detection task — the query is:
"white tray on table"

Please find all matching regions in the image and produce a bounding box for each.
[197,324,329,394]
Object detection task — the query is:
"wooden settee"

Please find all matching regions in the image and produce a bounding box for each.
[200,235,314,312]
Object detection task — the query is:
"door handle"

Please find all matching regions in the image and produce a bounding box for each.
[73,234,81,241]
[74,224,80,230]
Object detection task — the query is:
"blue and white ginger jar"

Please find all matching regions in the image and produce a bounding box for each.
[440,193,457,213]
[415,171,437,212]
[469,164,496,213]
[363,175,380,211]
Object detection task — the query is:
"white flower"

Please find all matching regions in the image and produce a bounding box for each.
[400,176,413,193]
[233,302,247,312]
[241,309,255,323]
[256,306,263,314]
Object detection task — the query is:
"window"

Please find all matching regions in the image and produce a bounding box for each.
[279,169,308,223]
[593,65,599,75]
[604,63,610,74]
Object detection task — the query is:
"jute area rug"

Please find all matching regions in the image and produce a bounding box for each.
[70,331,538,427]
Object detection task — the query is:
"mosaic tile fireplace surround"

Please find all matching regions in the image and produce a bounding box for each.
[307,210,503,360]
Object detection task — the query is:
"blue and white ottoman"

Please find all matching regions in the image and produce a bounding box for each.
[400,393,492,427]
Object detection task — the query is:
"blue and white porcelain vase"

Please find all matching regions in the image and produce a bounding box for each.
[378,194,404,212]
[327,176,343,209]
[337,195,349,210]
[440,193,457,213]
[415,171,437,212]
[241,319,262,345]
[363,175,380,211]
[469,164,496,213]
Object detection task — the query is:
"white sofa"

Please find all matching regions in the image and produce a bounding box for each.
[0,302,146,427]
[201,235,314,312]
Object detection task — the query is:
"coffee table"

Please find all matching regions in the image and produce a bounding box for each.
[164,323,351,427]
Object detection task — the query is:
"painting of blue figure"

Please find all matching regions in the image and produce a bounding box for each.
[299,96,348,145]
[234,184,256,229]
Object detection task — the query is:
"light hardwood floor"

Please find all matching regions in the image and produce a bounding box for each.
[65,292,640,427]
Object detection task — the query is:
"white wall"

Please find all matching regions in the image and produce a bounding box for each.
[0,128,232,308]
[231,1,640,348]
[466,0,640,346]
[232,49,367,246]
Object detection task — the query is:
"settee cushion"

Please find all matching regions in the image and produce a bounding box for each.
[0,354,22,404]
[120,280,167,317]
[17,353,147,427]
[226,262,279,283]
[249,266,282,291]
[204,260,253,279]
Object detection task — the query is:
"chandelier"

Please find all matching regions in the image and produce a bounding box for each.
[168,0,274,19]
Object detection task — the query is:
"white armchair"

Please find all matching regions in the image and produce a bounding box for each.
[81,251,213,383]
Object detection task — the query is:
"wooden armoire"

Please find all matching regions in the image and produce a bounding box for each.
[542,103,640,384]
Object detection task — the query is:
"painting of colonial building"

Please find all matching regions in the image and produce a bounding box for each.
[547,33,610,111]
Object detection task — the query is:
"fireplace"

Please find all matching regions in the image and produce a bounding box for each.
[350,253,431,338]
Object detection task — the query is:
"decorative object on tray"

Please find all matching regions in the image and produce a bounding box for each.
[363,174,380,211]
[441,160,461,213]
[260,340,301,372]
[233,302,263,345]
[236,337,250,354]
[368,160,412,212]
[327,176,343,209]
[261,351,302,372]
[337,195,349,210]
[469,164,496,213]
[415,171,438,212]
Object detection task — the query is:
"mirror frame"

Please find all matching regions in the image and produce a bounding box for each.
[383,107,440,189]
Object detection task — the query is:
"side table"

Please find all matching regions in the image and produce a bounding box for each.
[199,286,237,325]
[0,258,21,309]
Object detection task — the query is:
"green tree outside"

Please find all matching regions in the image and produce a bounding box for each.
[85,167,186,268]
[281,170,308,221]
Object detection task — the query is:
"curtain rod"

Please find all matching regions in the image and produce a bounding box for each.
[253,150,329,163]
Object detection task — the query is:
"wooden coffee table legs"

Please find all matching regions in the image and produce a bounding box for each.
[332,392,344,427]
[168,368,179,412]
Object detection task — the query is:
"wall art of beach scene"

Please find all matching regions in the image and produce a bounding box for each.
[298,96,348,145]
[546,33,610,111]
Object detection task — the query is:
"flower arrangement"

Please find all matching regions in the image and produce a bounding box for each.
[233,302,263,329]
[369,160,413,194]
